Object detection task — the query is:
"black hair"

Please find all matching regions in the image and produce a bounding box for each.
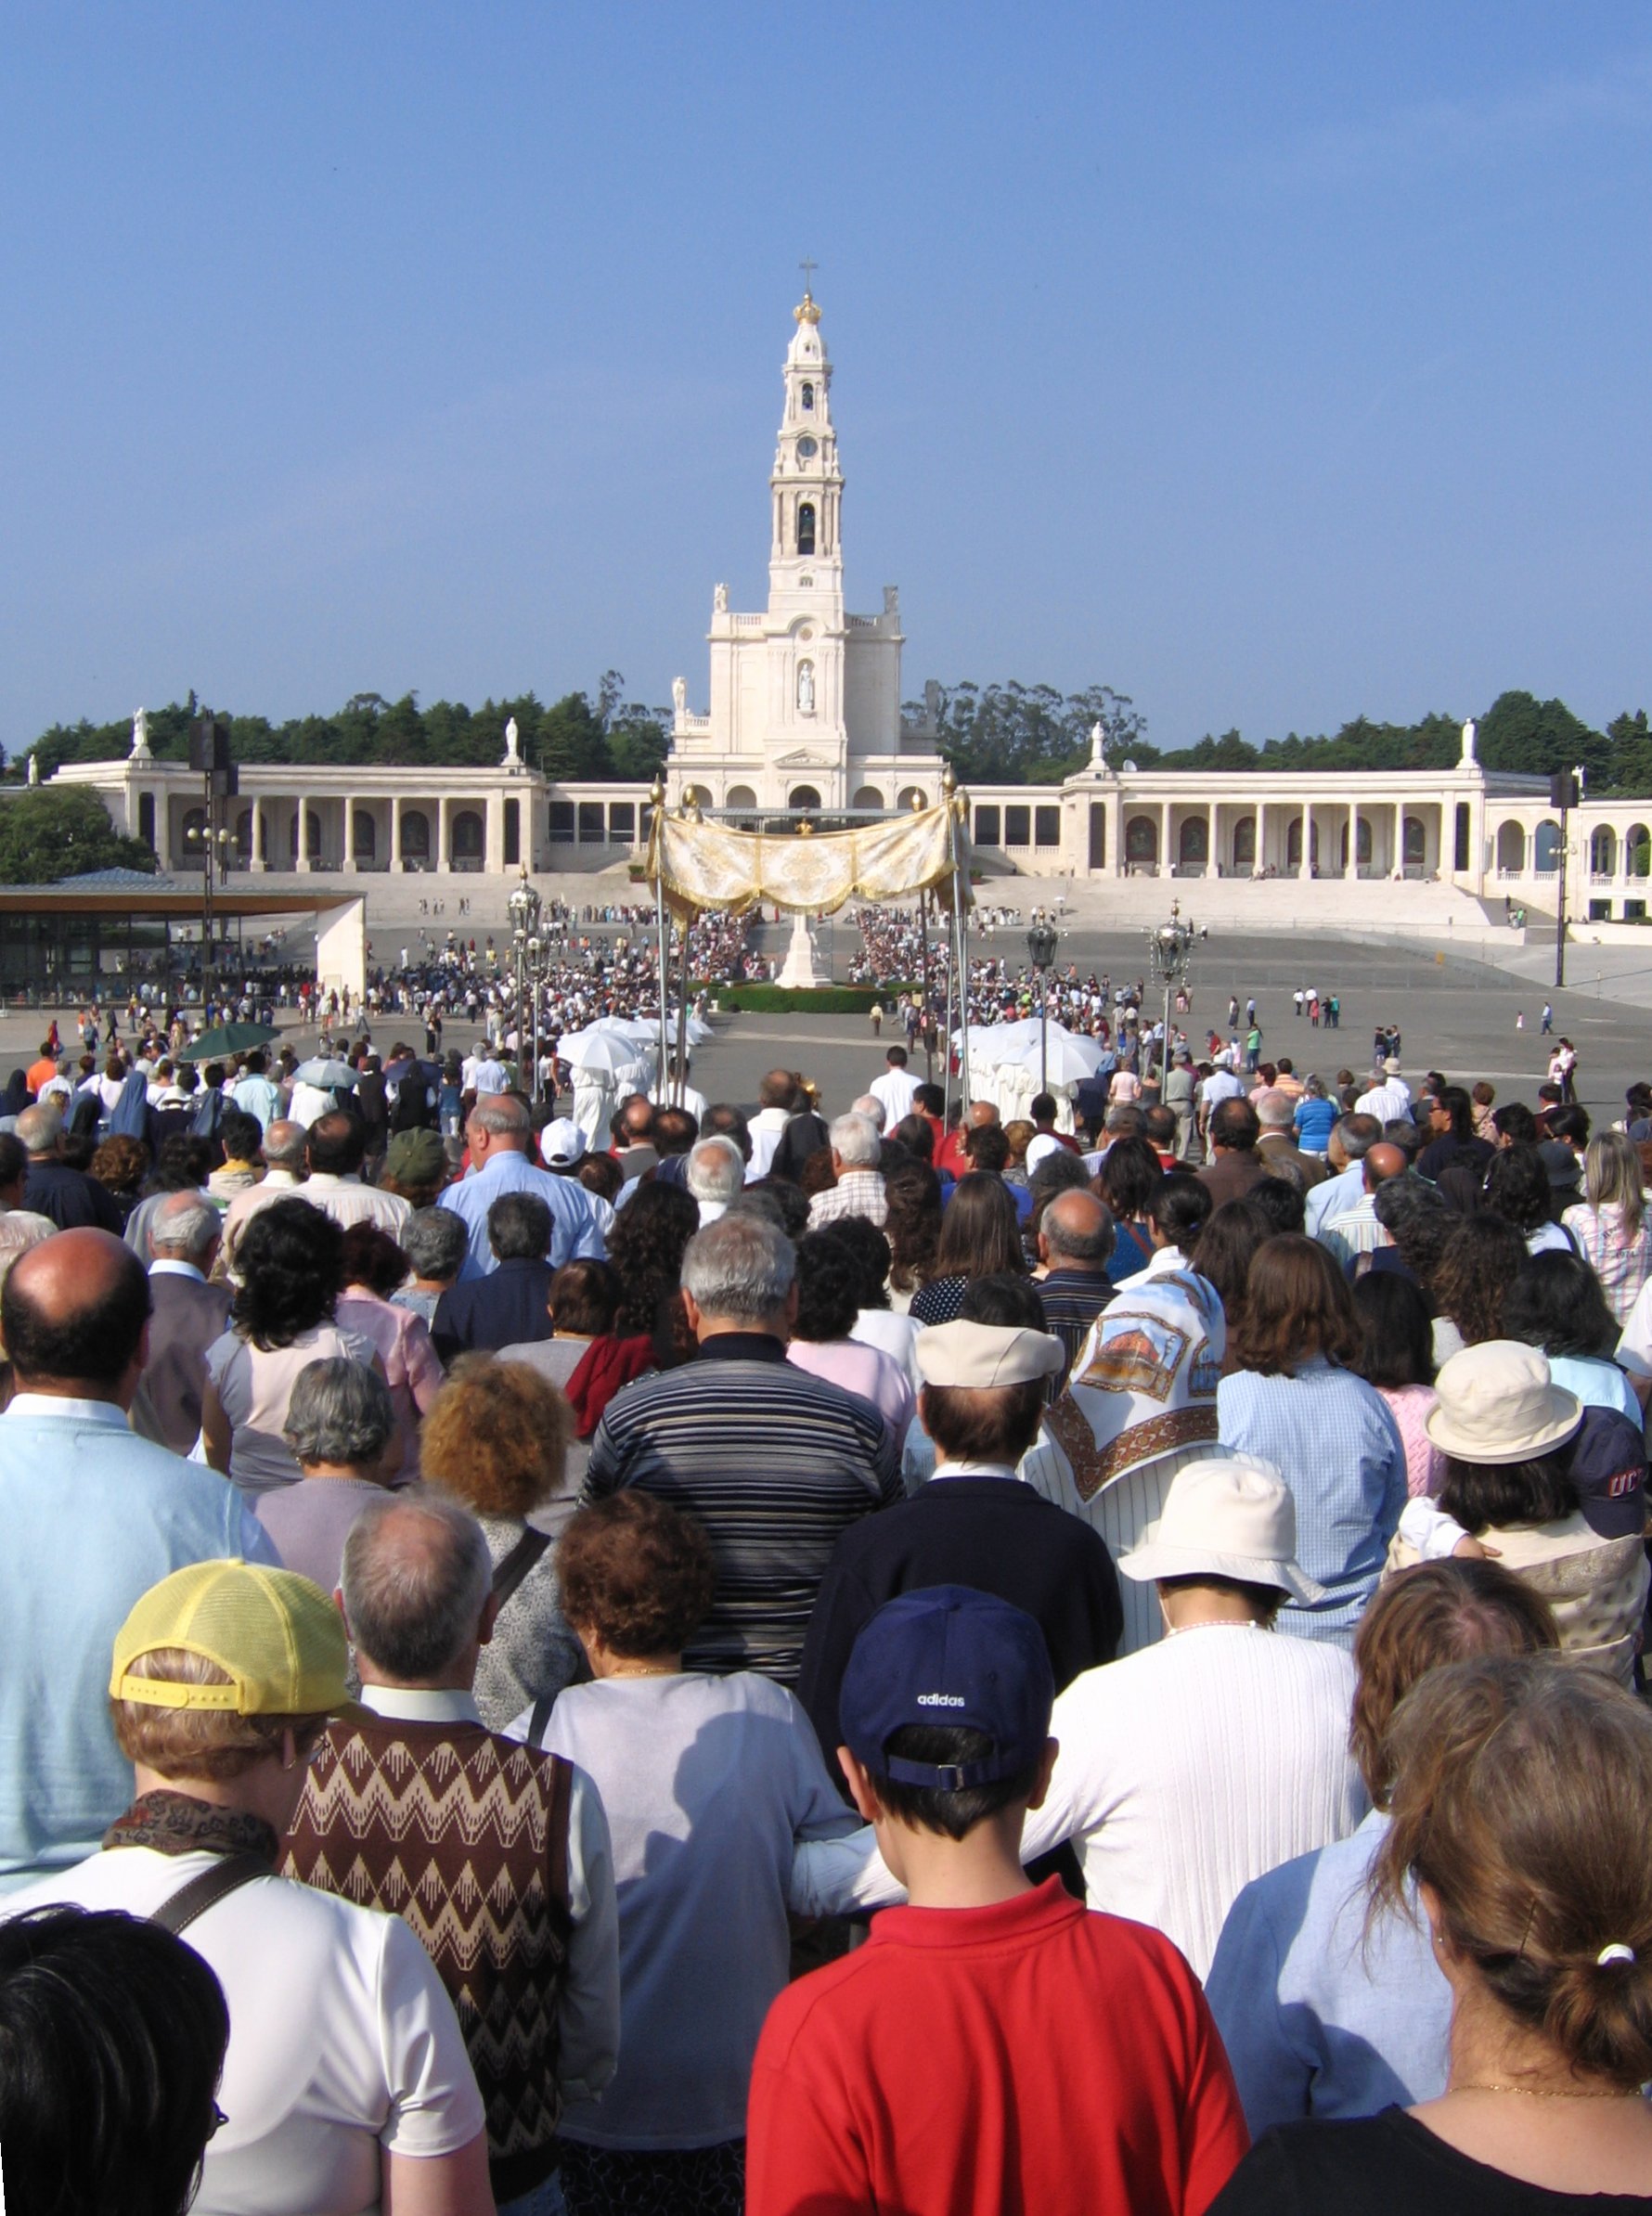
[793,1230,862,1343]
[1029,1092,1057,1123]
[1249,1175,1306,1236]
[218,1108,263,1163]
[150,1135,213,1192]
[913,1083,944,1116]
[873,1724,1044,1841]
[728,1179,812,1241]
[1099,1135,1162,1220]
[1351,1270,1436,1388]
[1492,1102,1539,1146]
[486,1190,552,1263]
[1502,1252,1621,1362]
[229,1197,342,1350]
[1148,1173,1212,1252]
[2,1241,151,1390]
[1156,1572,1284,1627]
[1484,1145,1555,1235]
[1440,1447,1578,1534]
[0,1904,229,2216]
[820,1214,893,1309]
[0,1131,26,1186]
[652,1105,700,1157]
[1547,1104,1591,1146]
[306,1112,366,1177]
[961,1271,1049,1331]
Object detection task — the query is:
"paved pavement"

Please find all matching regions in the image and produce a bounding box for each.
[4,914,1644,1131]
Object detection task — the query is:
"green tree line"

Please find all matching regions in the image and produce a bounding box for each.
[918,683,1652,794]
[14,671,672,787]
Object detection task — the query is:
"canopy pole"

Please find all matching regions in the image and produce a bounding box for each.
[649,779,672,1102]
[675,927,691,1108]
[946,767,970,1127]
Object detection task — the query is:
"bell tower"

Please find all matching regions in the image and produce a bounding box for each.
[768,285,845,619]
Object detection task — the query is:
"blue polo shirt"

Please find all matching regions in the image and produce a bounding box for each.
[0,1397,278,1891]
[437,1151,609,1280]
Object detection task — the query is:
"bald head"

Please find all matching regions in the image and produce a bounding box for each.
[1040,1188,1116,1270]
[965,1102,1000,1132]
[757,1069,796,1112]
[3,1229,150,1401]
[1363,1143,1408,1192]
[342,1494,494,1687]
[260,1118,307,1174]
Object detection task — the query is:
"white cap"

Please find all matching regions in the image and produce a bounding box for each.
[915,1320,1065,1389]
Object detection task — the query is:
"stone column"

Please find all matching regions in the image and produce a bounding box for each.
[251,801,266,874]
[390,804,403,874]
[1161,800,1173,878]
[437,797,452,873]
[1298,803,1312,880]
[1393,802,1403,879]
[1108,792,1124,877]
[484,793,505,873]
[342,799,356,870]
[1346,802,1359,880]
[155,793,174,873]
[1256,801,1268,878]
[298,797,315,873]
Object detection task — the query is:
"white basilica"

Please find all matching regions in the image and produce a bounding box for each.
[30,290,1652,941]
[664,288,946,818]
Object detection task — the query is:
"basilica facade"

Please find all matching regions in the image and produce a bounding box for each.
[33,293,1652,934]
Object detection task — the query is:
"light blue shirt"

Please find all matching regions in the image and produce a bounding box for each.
[1305,1159,1364,1238]
[1218,1359,1407,1645]
[1206,1809,1450,2132]
[229,1075,281,1133]
[0,1396,278,1892]
[1547,1353,1643,1424]
[438,1150,609,1280]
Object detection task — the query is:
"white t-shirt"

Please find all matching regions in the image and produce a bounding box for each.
[6,1848,483,2216]
[870,1066,922,1126]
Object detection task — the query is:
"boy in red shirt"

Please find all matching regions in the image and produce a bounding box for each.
[746,1586,1248,2216]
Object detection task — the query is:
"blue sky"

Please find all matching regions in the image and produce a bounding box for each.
[2,5,1648,758]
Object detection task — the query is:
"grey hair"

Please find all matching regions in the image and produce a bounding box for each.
[1252,1088,1293,1129]
[148,1193,220,1261]
[260,1119,308,1172]
[401,1205,470,1282]
[849,1094,885,1131]
[283,1355,395,1466]
[341,1493,492,1681]
[680,1211,795,1322]
[830,1113,882,1169]
[1335,1114,1378,1161]
[1041,1192,1116,1265]
[686,1136,745,1206]
[487,1190,551,1262]
[15,1104,61,1154]
[469,1094,530,1141]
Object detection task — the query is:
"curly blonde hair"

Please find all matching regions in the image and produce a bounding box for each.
[419,1354,572,1517]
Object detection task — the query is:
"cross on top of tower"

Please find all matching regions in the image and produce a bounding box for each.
[794,258,821,324]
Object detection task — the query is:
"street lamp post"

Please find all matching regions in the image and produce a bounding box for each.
[507,864,544,1097]
[1026,910,1059,1098]
[1144,899,1202,1083]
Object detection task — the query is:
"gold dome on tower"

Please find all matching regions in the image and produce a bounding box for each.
[794,290,821,326]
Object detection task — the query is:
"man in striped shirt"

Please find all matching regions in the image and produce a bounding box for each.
[583,1213,900,1684]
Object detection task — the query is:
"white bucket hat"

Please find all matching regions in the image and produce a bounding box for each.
[1117,1454,1324,1604]
[1425,1342,1581,1463]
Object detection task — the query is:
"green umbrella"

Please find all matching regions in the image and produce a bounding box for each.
[175,1022,280,1061]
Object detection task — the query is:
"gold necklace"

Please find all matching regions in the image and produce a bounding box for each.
[1451,2081,1639,2100]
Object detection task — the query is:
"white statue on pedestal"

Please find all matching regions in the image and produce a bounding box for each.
[797,662,815,715]
[501,716,521,767]
[130,707,152,762]
[672,676,688,721]
[778,910,824,989]
[1460,717,1478,765]
[27,754,39,786]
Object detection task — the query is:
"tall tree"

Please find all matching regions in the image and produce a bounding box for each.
[0,788,157,883]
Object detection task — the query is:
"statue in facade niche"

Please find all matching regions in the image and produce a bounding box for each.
[797,662,815,715]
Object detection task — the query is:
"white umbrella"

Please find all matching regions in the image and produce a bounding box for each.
[1000,1026,1104,1088]
[293,1057,355,1089]
[558,1032,653,1079]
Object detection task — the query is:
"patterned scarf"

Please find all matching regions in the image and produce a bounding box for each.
[102,1788,278,1864]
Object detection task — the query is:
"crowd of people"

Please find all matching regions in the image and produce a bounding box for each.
[4,1008,1652,2216]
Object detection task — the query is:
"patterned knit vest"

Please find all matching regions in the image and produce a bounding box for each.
[284,1715,573,2202]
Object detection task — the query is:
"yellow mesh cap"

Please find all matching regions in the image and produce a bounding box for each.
[110,1561,349,1715]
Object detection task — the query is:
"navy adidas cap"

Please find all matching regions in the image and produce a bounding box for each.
[839,1585,1054,1791]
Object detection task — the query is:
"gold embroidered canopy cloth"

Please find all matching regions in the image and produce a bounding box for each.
[645,800,967,919]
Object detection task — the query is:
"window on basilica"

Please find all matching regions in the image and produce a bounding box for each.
[797,502,816,555]
[801,381,814,410]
